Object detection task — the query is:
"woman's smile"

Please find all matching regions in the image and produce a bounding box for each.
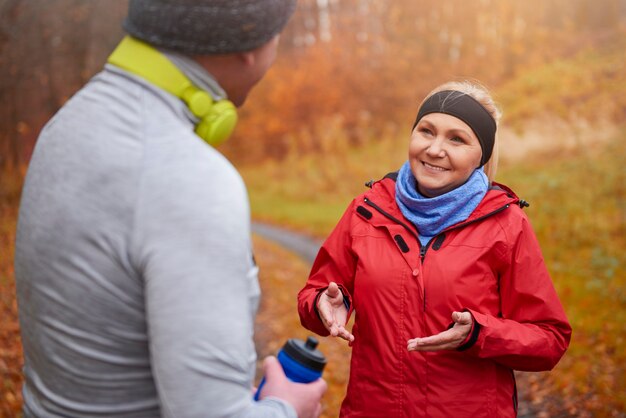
[422,161,448,172]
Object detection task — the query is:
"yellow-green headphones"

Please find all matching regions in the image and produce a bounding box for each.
[107,36,237,146]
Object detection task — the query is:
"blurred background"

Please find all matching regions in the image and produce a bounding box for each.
[1,0,624,416]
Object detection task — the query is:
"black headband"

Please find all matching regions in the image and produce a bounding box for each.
[413,90,496,166]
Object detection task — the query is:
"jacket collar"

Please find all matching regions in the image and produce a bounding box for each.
[361,175,521,230]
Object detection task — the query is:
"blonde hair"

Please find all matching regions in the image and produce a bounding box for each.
[420,80,502,182]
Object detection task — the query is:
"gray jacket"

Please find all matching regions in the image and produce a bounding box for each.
[15,64,295,418]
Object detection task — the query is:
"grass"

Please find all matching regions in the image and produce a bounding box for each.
[241,125,408,238]
[241,126,626,416]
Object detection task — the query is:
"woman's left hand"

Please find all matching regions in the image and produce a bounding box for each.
[407,311,473,351]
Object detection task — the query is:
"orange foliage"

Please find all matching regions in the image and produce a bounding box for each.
[221,5,626,165]
[0,170,23,418]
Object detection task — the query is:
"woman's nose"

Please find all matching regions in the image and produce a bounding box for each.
[426,137,446,157]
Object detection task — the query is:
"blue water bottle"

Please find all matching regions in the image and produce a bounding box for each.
[254,336,326,401]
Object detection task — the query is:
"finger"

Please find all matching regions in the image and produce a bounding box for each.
[412,337,461,350]
[406,329,460,348]
[408,341,458,351]
[452,311,472,325]
[452,311,461,323]
[327,282,340,298]
[310,377,328,396]
[315,403,322,418]
[330,323,346,338]
[340,330,355,342]
[262,356,286,383]
[335,326,355,342]
[407,336,462,351]
[407,339,418,350]
[407,339,425,351]
[326,283,346,305]
[330,322,354,342]
[416,329,458,346]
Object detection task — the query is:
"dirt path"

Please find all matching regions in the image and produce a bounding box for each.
[251,235,352,418]
[252,222,548,417]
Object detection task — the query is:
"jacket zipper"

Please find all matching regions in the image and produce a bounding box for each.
[364,197,512,311]
[364,197,427,310]
[419,240,429,262]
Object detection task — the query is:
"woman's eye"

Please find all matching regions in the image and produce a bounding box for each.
[420,128,433,136]
[450,136,465,143]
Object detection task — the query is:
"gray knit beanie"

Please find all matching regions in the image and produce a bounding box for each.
[123,0,297,55]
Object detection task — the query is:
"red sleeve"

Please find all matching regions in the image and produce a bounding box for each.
[297,200,357,336]
[463,214,572,371]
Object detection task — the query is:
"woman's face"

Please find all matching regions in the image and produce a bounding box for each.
[408,112,483,197]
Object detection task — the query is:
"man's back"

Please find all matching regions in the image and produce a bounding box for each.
[14,1,329,416]
[15,67,262,417]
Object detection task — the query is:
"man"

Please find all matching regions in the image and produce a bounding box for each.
[14,1,326,417]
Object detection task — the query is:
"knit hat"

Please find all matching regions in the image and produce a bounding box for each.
[123,0,297,55]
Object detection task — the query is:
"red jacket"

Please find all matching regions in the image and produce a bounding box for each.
[298,175,571,418]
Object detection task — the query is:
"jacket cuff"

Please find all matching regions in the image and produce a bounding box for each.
[457,310,481,351]
[313,288,327,323]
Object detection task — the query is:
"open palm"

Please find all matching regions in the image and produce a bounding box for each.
[317,282,354,343]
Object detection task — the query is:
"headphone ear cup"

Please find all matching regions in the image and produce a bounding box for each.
[108,37,238,146]
[195,100,238,146]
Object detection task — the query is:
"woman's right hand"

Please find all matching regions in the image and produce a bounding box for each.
[317,282,354,343]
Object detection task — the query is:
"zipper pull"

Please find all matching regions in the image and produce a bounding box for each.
[420,245,426,261]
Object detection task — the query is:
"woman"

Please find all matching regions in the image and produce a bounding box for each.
[297,81,571,417]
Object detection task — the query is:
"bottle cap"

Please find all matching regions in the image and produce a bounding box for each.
[283,336,327,372]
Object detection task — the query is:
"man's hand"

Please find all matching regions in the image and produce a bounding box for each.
[407,311,473,351]
[259,356,327,418]
[317,282,354,343]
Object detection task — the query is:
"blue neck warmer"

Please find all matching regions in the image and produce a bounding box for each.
[395,161,489,246]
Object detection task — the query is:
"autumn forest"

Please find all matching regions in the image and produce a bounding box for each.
[1,0,625,416]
